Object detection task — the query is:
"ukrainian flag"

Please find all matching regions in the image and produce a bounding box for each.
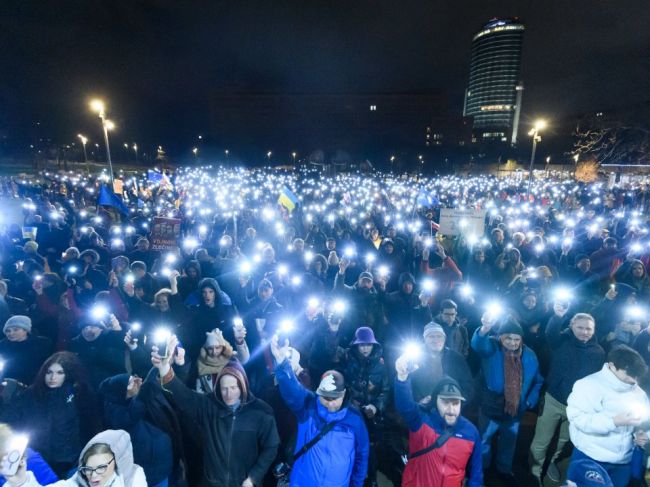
[278,186,299,212]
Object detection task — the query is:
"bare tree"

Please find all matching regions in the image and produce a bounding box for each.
[571,121,650,166]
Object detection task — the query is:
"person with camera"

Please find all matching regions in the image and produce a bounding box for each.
[270,335,369,487]
[394,352,482,487]
[151,334,279,487]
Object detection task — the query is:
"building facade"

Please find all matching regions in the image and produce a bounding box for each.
[463,18,525,145]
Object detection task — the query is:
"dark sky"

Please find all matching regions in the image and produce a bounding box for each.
[1,0,648,154]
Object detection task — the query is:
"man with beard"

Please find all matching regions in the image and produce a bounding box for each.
[394,362,482,487]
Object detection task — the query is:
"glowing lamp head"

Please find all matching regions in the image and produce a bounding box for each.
[90,99,105,113]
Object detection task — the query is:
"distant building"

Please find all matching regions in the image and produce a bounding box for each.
[463,18,525,145]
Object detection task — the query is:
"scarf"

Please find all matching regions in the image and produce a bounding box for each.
[197,348,231,377]
[503,347,523,417]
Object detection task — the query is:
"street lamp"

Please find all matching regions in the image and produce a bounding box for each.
[132,143,138,162]
[90,98,115,184]
[225,149,229,160]
[526,119,547,200]
[292,152,297,164]
[267,151,272,162]
[192,147,198,160]
[78,134,89,175]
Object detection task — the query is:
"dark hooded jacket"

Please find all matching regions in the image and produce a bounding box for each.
[184,278,237,359]
[343,345,389,413]
[160,359,280,487]
[99,373,174,486]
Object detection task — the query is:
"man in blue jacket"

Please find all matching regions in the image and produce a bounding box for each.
[270,335,369,487]
[471,313,543,486]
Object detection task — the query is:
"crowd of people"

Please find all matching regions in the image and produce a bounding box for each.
[0,165,650,487]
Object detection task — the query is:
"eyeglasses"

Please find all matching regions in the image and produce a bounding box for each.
[79,457,115,477]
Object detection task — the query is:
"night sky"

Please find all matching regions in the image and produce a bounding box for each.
[1,0,648,155]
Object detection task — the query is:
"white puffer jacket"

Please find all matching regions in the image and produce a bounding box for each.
[567,363,649,464]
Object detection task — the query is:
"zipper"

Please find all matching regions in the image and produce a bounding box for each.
[226,411,236,486]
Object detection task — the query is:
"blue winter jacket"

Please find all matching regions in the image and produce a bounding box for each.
[471,329,544,413]
[275,359,369,487]
[0,448,58,486]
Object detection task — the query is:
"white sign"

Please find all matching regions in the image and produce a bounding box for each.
[439,208,487,236]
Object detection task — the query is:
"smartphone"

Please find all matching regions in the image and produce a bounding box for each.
[1,435,28,477]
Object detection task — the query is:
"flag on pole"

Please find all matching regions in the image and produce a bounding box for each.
[98,185,129,215]
[278,186,299,212]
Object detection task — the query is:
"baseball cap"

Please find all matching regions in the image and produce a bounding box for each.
[316,370,346,399]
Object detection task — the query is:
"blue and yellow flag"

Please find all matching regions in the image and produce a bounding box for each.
[278,186,299,212]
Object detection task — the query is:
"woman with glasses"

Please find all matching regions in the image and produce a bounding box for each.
[2,429,146,487]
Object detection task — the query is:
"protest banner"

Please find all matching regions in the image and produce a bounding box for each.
[438,208,487,236]
[151,216,181,251]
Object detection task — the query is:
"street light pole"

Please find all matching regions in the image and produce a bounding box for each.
[526,119,547,200]
[78,134,89,175]
[133,143,138,162]
[90,99,115,185]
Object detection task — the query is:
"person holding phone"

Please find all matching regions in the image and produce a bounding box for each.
[151,334,279,487]
[0,424,58,486]
[2,429,146,487]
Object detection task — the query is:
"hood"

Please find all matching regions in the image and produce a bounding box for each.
[214,358,250,405]
[98,374,130,403]
[198,277,222,294]
[78,429,137,481]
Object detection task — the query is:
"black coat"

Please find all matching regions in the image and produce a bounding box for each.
[6,384,100,467]
[70,331,127,387]
[545,314,606,404]
[163,375,280,487]
[343,346,389,413]
[99,374,174,486]
[0,335,53,385]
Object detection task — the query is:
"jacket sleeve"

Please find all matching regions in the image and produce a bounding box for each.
[393,377,423,432]
[470,328,497,358]
[566,378,617,434]
[350,415,370,487]
[545,314,567,347]
[525,356,544,408]
[25,448,59,485]
[160,371,205,426]
[274,358,309,416]
[466,432,484,487]
[333,271,354,293]
[247,412,280,485]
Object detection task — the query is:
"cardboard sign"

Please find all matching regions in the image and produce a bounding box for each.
[150,217,181,251]
[438,208,487,236]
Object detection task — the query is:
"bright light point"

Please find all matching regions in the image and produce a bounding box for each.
[378,265,389,277]
[90,99,105,113]
[460,284,473,297]
[154,328,171,344]
[403,342,422,361]
[553,287,573,302]
[308,297,320,309]
[104,120,115,130]
[486,301,503,319]
[534,119,547,131]
[91,305,108,320]
[365,253,376,263]
[131,322,141,332]
[278,264,288,276]
[240,261,252,274]
[421,279,435,292]
[333,300,346,313]
[280,320,294,333]
[291,275,302,286]
[165,254,177,264]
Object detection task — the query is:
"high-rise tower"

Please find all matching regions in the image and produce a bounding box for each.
[463,18,525,144]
